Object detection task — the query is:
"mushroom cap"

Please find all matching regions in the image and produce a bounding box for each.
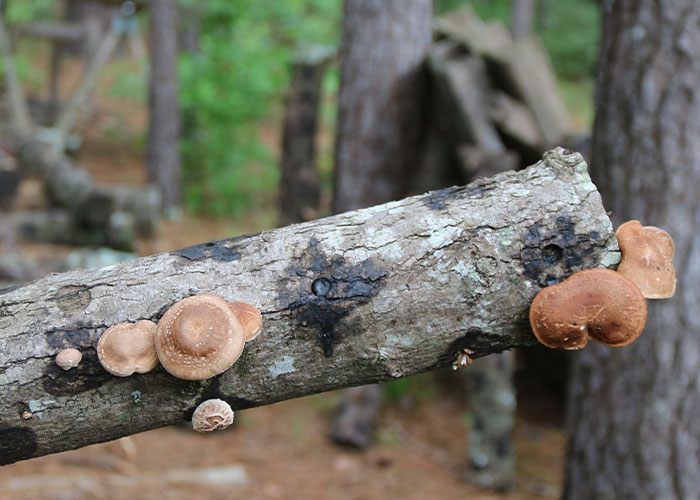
[192,398,234,433]
[529,268,647,350]
[97,320,159,376]
[56,348,82,370]
[228,301,263,342]
[616,220,676,299]
[155,294,246,380]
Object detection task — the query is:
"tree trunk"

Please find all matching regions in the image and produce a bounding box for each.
[329,0,432,447]
[147,0,181,210]
[564,2,700,499]
[0,149,618,464]
[278,46,333,226]
[510,0,533,40]
[332,0,432,213]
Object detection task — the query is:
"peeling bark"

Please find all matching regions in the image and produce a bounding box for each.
[0,149,617,464]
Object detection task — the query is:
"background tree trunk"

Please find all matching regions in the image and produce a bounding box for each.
[278,46,333,226]
[332,0,432,213]
[147,0,181,210]
[0,149,619,464]
[510,0,533,40]
[564,2,700,499]
[329,0,432,448]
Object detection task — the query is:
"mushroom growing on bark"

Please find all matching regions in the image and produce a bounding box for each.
[228,301,263,342]
[529,268,647,349]
[55,348,82,370]
[615,220,677,299]
[192,398,234,432]
[97,320,159,376]
[155,294,246,380]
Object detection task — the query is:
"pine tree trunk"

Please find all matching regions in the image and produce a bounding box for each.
[329,0,432,448]
[564,2,700,499]
[332,0,432,213]
[147,0,181,210]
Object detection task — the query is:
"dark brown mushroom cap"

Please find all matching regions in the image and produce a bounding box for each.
[529,268,647,350]
[97,320,159,376]
[228,301,263,342]
[155,294,246,380]
[616,220,676,299]
[192,398,234,432]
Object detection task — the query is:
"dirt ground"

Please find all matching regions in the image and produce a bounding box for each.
[1,49,568,500]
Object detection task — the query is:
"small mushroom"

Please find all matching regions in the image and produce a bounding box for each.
[529,268,647,350]
[155,294,246,380]
[615,220,676,299]
[55,348,82,370]
[97,320,159,376]
[192,398,234,433]
[228,301,263,342]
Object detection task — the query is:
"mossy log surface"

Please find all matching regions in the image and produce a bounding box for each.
[0,148,618,464]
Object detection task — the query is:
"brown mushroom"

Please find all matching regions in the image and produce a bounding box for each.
[615,220,676,299]
[529,268,647,350]
[155,294,246,380]
[55,348,82,370]
[192,398,234,433]
[228,301,263,342]
[97,320,159,376]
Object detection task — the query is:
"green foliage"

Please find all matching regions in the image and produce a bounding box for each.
[434,0,601,79]
[178,0,341,215]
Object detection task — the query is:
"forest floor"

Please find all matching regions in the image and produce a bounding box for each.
[0,49,577,500]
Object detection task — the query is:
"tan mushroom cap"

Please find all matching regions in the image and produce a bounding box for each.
[616,220,676,299]
[97,320,159,376]
[529,268,647,350]
[192,398,234,433]
[155,294,246,380]
[228,301,263,342]
[56,348,82,370]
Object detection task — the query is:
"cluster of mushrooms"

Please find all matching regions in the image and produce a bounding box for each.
[529,220,676,349]
[55,294,262,432]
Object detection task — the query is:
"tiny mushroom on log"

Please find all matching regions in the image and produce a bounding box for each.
[228,301,263,342]
[55,348,82,370]
[529,268,647,350]
[615,220,677,299]
[192,398,235,433]
[97,320,159,376]
[155,294,246,380]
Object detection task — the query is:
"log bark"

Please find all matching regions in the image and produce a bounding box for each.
[0,149,618,464]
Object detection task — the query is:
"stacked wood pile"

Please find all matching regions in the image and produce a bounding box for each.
[430,6,576,181]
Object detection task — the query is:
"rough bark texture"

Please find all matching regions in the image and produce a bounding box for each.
[332,0,432,213]
[278,46,333,226]
[147,0,181,209]
[564,2,700,499]
[0,149,618,464]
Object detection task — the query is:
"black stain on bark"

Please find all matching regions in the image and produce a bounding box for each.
[172,234,255,263]
[520,216,608,286]
[42,350,111,396]
[277,239,386,357]
[0,426,37,465]
[433,327,518,369]
[0,285,19,296]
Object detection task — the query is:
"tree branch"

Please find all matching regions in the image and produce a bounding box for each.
[0,149,619,464]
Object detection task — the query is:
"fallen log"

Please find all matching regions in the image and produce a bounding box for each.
[0,149,619,464]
